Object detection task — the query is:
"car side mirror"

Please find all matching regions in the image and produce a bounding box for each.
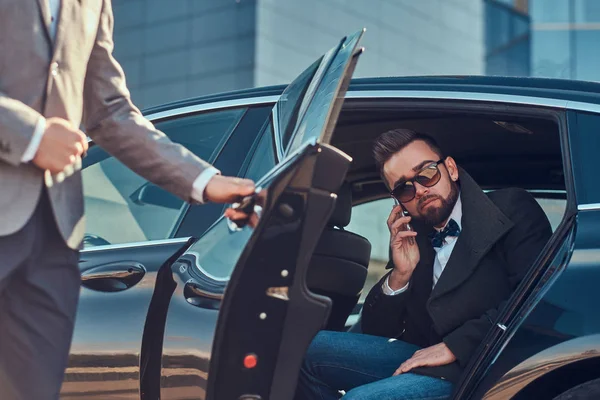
[130,183,183,210]
[83,234,111,247]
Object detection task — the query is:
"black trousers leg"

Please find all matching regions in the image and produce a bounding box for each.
[0,190,80,400]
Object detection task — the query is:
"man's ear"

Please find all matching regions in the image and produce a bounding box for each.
[444,156,459,182]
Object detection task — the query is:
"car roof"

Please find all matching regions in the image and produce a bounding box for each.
[143,76,600,116]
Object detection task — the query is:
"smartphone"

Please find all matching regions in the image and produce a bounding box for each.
[394,198,415,245]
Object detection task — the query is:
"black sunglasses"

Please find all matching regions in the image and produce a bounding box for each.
[390,159,446,203]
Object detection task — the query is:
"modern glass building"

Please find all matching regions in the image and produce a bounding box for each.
[112,0,600,108]
[485,0,600,80]
[530,0,600,81]
[112,0,485,109]
[484,0,531,77]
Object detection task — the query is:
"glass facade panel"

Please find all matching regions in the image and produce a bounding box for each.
[532,30,572,78]
[574,30,600,81]
[514,12,530,36]
[485,0,531,76]
[530,0,571,23]
[574,0,600,23]
[528,0,600,82]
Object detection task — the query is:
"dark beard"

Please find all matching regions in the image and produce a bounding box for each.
[416,180,460,227]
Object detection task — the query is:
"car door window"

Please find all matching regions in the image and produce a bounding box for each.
[181,123,278,280]
[183,166,282,281]
[283,34,361,157]
[277,61,320,151]
[82,108,245,247]
[243,122,277,182]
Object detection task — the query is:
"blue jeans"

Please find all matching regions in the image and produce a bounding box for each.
[295,331,454,400]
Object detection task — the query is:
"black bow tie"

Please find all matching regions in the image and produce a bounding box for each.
[429,218,461,248]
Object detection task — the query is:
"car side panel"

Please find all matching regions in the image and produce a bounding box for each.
[475,210,600,399]
[62,240,192,399]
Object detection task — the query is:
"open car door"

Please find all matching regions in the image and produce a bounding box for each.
[139,30,364,400]
[208,30,364,400]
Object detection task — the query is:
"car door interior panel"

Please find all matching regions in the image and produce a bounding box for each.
[207,143,352,400]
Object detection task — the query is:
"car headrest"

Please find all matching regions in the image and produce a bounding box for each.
[329,183,352,228]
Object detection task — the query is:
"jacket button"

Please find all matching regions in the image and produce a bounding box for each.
[50,62,59,76]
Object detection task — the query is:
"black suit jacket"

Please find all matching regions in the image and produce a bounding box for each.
[361,169,552,382]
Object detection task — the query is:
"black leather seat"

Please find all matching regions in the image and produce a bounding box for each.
[306,184,372,331]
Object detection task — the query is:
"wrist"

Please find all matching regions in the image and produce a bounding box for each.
[388,269,411,291]
[192,167,221,204]
[22,117,46,163]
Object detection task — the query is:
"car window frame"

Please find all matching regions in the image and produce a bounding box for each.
[325,96,579,399]
[81,105,250,250]
[238,117,278,180]
[154,107,247,240]
[173,105,274,240]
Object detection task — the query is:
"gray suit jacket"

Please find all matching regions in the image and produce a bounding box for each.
[0,0,210,248]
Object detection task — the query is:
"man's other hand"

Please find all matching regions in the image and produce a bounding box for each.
[393,342,456,375]
[33,117,88,174]
[205,175,259,228]
[204,175,255,204]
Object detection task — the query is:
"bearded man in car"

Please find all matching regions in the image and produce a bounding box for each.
[295,128,552,399]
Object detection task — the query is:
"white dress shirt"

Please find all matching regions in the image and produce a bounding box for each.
[383,195,463,295]
[48,0,60,40]
[21,0,218,203]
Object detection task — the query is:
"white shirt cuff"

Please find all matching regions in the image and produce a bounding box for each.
[382,275,409,296]
[191,167,220,204]
[21,117,46,162]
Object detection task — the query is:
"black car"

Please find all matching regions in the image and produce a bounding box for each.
[65,30,600,399]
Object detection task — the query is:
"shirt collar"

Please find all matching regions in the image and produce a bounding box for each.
[434,193,462,232]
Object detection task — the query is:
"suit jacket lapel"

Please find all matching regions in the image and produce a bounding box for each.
[428,168,514,302]
[37,0,53,43]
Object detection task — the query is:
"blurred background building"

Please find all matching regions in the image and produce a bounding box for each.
[486,0,600,80]
[113,0,600,108]
[485,0,531,76]
[112,0,485,108]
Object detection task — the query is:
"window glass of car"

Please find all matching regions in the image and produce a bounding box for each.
[570,111,600,204]
[278,59,321,153]
[183,169,282,280]
[243,122,277,182]
[81,108,245,247]
[183,121,278,280]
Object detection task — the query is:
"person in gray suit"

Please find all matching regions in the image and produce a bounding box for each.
[0,0,255,398]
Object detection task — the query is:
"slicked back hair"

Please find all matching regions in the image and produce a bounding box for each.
[373,128,444,180]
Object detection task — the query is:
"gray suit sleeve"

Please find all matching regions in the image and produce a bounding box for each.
[0,92,42,166]
[82,0,211,202]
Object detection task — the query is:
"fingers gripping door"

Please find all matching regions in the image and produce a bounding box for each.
[207,142,352,400]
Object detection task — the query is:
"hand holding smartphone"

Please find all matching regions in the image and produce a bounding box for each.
[387,199,420,287]
[393,199,415,246]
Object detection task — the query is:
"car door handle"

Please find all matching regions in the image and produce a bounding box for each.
[81,261,146,292]
[183,280,223,310]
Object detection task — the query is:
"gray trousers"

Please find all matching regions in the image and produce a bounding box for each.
[0,189,80,400]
